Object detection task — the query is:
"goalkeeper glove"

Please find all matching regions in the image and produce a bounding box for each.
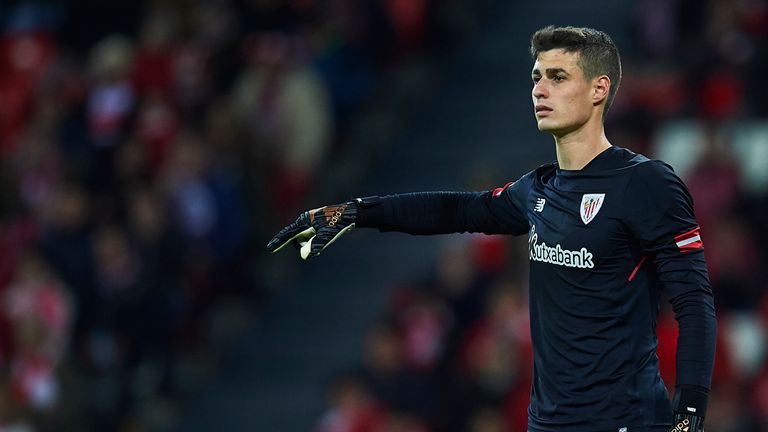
[669,386,708,432]
[669,413,704,432]
[266,200,357,260]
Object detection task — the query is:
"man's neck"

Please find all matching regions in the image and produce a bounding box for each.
[553,123,612,170]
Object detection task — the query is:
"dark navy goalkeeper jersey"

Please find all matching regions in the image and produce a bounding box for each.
[357,146,716,432]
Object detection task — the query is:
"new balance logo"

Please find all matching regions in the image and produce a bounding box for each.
[534,198,546,212]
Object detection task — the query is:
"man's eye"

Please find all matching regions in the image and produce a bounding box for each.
[532,77,541,83]
[554,76,566,82]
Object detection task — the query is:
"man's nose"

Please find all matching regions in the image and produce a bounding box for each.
[532,80,548,99]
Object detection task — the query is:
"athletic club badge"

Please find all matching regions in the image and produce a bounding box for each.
[580,194,605,225]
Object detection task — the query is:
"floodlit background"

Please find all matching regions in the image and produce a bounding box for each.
[0,0,766,431]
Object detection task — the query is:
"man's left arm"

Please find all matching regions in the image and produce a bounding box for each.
[656,236,714,432]
[624,160,717,431]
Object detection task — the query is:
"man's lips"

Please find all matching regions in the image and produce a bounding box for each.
[535,105,553,117]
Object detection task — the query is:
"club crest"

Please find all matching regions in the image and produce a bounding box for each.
[580,194,605,225]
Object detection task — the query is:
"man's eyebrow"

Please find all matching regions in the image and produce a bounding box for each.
[546,68,569,75]
[531,68,569,75]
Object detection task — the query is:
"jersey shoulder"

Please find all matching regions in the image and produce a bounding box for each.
[611,146,653,169]
[496,163,554,203]
[623,152,692,213]
[532,161,558,183]
[506,162,556,190]
[626,154,681,186]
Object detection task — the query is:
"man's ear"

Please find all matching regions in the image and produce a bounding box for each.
[593,75,611,105]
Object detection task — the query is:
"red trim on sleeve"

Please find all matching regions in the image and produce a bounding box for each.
[628,255,647,282]
[492,181,514,197]
[674,227,703,252]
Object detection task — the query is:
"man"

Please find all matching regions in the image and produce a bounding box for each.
[267,26,716,432]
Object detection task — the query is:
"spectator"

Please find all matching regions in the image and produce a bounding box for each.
[3,252,71,412]
[233,31,332,218]
[316,373,387,432]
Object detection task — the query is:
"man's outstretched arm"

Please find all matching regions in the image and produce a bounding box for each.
[267,181,531,260]
[355,191,529,235]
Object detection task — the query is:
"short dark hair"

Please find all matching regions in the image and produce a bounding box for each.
[530,25,622,117]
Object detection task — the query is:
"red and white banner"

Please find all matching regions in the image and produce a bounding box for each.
[674,227,703,252]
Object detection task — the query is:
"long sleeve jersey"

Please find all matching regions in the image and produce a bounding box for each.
[357,146,716,432]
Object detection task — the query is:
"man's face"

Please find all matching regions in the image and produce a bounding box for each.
[531,49,595,136]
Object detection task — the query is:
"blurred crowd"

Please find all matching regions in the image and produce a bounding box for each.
[0,0,489,430]
[2,0,768,431]
[313,1,768,432]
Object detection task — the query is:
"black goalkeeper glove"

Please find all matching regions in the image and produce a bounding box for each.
[669,413,704,432]
[267,200,357,260]
[669,386,708,432]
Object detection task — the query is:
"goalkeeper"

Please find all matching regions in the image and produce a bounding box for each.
[268,26,716,432]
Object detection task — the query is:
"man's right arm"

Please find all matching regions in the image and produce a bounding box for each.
[267,175,532,259]
[356,190,529,236]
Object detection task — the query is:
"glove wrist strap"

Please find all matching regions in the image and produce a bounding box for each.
[672,386,709,418]
[355,196,381,208]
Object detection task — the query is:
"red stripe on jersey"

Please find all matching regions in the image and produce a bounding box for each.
[492,181,514,197]
[674,227,704,252]
[674,227,700,242]
[628,255,647,282]
[678,239,704,252]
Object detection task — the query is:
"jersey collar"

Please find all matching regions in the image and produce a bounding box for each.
[556,146,620,176]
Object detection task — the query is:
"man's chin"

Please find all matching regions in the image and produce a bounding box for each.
[536,120,559,133]
[537,121,574,137]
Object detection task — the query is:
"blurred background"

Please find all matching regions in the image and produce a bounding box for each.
[0,0,767,431]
